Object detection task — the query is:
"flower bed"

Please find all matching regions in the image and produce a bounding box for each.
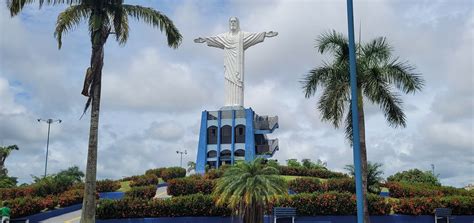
[125,185,156,200]
[393,196,474,215]
[167,178,215,196]
[288,178,354,193]
[279,166,348,179]
[96,179,121,192]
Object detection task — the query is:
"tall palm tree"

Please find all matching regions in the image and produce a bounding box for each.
[213,158,287,223]
[7,1,182,222]
[302,30,423,223]
[0,145,19,176]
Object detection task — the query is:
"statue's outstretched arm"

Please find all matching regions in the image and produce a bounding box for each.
[265,31,278,37]
[194,37,206,43]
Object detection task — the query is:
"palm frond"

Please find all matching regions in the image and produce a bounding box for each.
[54,4,91,49]
[7,0,82,16]
[362,37,391,63]
[317,30,349,63]
[363,74,406,127]
[301,63,333,98]
[384,59,424,94]
[122,4,182,48]
[344,105,353,143]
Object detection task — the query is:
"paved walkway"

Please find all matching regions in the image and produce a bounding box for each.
[40,186,170,222]
[39,210,81,223]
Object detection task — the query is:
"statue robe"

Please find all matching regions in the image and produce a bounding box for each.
[204,31,266,107]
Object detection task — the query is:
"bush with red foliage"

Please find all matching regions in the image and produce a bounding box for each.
[125,185,157,200]
[129,174,160,187]
[167,177,215,196]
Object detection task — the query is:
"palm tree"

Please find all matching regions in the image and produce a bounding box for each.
[345,162,384,193]
[187,161,196,173]
[302,30,423,222]
[213,158,287,223]
[0,145,19,176]
[7,1,182,222]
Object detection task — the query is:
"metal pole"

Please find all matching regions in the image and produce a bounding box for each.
[180,153,183,168]
[38,118,61,178]
[346,0,365,223]
[44,120,51,178]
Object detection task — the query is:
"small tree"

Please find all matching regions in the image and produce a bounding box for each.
[213,158,287,223]
[387,168,440,186]
[345,162,384,193]
[286,159,301,167]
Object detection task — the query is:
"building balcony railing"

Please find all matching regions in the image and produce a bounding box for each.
[255,139,279,155]
[254,115,278,131]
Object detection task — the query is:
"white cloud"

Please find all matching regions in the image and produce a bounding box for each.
[0,0,472,187]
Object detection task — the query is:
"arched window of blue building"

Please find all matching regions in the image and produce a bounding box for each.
[221,125,232,144]
[235,125,246,143]
[207,126,218,144]
[207,150,217,158]
[234,149,245,157]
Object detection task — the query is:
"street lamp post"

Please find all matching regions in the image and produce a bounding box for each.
[38,118,61,178]
[176,150,187,168]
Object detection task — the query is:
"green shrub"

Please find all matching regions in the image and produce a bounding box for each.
[125,185,156,199]
[288,177,324,193]
[387,169,440,186]
[326,178,355,193]
[279,166,347,179]
[167,177,215,196]
[97,194,232,219]
[96,179,120,192]
[393,197,443,215]
[9,197,44,218]
[129,174,160,187]
[367,194,392,215]
[145,168,166,178]
[161,167,186,182]
[384,182,443,198]
[57,189,84,207]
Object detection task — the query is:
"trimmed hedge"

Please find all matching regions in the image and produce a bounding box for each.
[288,178,355,193]
[288,178,324,193]
[393,196,474,215]
[279,166,348,179]
[97,194,231,219]
[326,178,355,193]
[97,192,391,219]
[145,168,166,178]
[161,167,186,182]
[125,185,156,200]
[385,182,443,198]
[96,179,121,192]
[269,192,391,216]
[167,178,215,196]
[8,189,84,218]
[129,174,160,187]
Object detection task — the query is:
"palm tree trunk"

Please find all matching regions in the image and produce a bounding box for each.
[358,89,370,223]
[80,27,108,223]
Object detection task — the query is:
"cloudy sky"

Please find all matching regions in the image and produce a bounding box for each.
[0,0,472,187]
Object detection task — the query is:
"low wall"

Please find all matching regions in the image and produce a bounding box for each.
[97,215,474,223]
[17,204,82,223]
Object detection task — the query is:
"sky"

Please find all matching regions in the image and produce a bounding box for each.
[0,0,472,187]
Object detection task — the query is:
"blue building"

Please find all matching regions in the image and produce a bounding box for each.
[196,108,279,173]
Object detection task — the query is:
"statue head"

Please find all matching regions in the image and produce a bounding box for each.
[229,17,240,32]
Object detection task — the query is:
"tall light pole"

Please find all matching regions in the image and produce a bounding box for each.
[431,164,435,176]
[38,118,61,178]
[176,150,187,168]
[346,0,365,222]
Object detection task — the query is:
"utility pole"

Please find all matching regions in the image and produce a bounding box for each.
[431,164,435,176]
[176,150,187,168]
[38,118,61,178]
[346,0,365,222]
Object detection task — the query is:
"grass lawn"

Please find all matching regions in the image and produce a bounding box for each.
[117,178,164,192]
[118,181,131,192]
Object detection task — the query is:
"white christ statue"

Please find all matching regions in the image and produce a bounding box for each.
[194,17,278,108]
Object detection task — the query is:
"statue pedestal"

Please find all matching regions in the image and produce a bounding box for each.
[195,107,279,173]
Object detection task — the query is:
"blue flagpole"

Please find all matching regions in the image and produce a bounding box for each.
[346,0,365,223]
